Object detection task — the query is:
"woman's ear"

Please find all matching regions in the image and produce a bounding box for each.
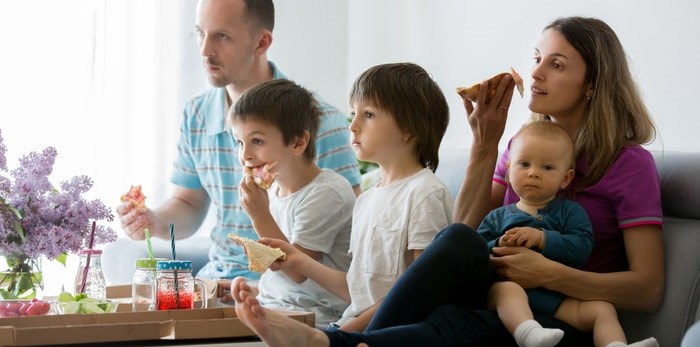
[585,84,594,101]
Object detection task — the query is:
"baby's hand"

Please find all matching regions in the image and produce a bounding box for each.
[502,227,544,250]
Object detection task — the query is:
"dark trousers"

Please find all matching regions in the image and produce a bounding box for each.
[324,223,593,346]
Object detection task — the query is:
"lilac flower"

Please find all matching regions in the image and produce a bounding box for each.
[0,128,116,261]
[0,130,7,171]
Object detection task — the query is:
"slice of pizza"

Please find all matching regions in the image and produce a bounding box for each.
[228,234,287,273]
[120,185,146,209]
[456,67,525,103]
[243,162,278,190]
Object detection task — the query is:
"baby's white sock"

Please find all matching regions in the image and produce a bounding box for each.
[627,337,659,347]
[513,319,564,347]
[605,337,658,347]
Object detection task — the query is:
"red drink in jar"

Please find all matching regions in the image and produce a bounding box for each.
[156,290,194,310]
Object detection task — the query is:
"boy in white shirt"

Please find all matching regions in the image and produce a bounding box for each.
[232,62,453,334]
[230,79,355,328]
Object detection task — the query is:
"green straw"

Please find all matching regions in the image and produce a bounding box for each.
[144,228,155,260]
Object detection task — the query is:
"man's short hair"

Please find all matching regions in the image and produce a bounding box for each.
[244,0,274,31]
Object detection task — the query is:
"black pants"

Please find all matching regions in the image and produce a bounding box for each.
[324,223,593,346]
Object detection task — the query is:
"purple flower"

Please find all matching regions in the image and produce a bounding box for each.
[0,129,7,171]
[0,128,116,260]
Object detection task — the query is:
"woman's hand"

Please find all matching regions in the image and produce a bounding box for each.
[453,75,515,228]
[490,246,553,288]
[465,74,516,148]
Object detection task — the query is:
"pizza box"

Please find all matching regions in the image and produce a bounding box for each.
[0,307,314,346]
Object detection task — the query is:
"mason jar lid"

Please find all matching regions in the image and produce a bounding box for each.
[156,260,192,271]
[135,258,168,269]
[78,249,103,255]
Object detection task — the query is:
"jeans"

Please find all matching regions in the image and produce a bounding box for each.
[324,223,593,346]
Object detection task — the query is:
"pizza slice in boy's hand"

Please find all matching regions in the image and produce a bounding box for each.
[120,185,146,210]
[228,234,287,272]
[456,67,525,103]
[243,162,278,190]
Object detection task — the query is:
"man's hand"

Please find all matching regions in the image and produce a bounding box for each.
[116,200,156,240]
[218,279,258,303]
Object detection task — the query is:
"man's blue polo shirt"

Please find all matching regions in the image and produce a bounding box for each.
[171,62,360,280]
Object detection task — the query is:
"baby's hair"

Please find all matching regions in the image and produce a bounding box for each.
[513,121,576,169]
[349,63,449,172]
[229,79,320,162]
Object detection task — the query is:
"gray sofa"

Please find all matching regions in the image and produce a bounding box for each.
[104,148,700,346]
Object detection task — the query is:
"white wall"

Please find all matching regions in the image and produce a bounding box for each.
[267,0,700,153]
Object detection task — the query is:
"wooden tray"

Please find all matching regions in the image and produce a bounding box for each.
[0,307,314,346]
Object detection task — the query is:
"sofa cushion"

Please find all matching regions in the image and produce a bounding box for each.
[653,151,700,219]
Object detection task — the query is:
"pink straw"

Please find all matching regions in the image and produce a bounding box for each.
[79,221,97,294]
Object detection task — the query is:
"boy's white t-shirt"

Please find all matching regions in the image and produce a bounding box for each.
[336,168,453,325]
[257,169,354,328]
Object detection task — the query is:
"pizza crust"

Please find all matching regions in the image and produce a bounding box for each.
[228,234,287,273]
[456,67,525,103]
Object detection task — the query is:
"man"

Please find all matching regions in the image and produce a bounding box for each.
[116,0,360,283]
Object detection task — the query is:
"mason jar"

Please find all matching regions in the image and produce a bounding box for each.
[155,260,207,310]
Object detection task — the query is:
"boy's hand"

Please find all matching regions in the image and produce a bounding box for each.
[239,175,271,220]
[502,227,545,250]
[258,237,307,271]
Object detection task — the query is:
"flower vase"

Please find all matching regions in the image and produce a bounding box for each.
[0,255,44,300]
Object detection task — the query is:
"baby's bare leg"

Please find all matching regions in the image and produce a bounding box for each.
[489,281,563,347]
[232,277,330,347]
[555,298,624,346]
[488,281,533,332]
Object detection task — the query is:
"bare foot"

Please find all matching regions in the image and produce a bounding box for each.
[232,277,330,347]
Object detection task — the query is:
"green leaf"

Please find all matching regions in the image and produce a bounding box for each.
[7,204,23,219]
[14,273,34,297]
[0,289,17,299]
[55,253,68,267]
[12,220,26,242]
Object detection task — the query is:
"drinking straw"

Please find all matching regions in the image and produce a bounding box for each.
[169,222,179,308]
[79,221,97,294]
[169,222,176,260]
[144,228,155,260]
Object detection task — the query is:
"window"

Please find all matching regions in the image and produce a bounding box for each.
[1,0,186,295]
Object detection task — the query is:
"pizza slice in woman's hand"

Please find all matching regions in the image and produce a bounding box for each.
[456,67,525,103]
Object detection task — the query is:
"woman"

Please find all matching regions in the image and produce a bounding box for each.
[231,16,664,347]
